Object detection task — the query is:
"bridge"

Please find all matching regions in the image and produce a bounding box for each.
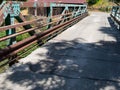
[0,0,120,90]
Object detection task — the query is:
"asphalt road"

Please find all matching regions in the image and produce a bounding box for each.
[1,12,120,90]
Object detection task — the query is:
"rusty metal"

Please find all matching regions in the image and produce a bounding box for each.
[0,13,88,61]
[0,13,73,42]
[0,18,43,31]
[0,12,72,32]
[4,13,87,60]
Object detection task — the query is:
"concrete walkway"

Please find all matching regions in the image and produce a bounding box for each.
[1,12,120,90]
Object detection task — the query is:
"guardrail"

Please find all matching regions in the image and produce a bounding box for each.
[0,1,88,68]
[0,13,88,66]
[111,6,120,30]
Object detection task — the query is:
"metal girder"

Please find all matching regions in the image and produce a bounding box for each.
[5,14,16,46]
[15,13,35,36]
[50,3,86,7]
[47,6,53,29]
[75,6,81,17]
[0,12,88,62]
[47,3,87,27]
[0,1,35,46]
[111,6,120,30]
[57,6,69,24]
[5,2,21,46]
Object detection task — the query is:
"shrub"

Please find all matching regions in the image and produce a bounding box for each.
[88,0,99,5]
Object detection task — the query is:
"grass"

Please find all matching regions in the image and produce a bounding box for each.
[88,0,116,12]
[0,31,7,49]
[0,60,9,73]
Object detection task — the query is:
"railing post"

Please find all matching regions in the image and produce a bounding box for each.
[47,3,53,29]
[34,0,38,17]
[5,2,20,46]
[111,6,120,30]
[72,7,76,18]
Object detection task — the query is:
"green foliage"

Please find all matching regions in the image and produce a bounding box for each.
[99,6,111,12]
[88,0,99,5]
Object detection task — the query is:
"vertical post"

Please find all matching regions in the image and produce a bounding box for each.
[5,2,19,66]
[34,0,38,17]
[5,2,20,46]
[82,7,85,14]
[114,6,119,17]
[5,14,16,46]
[118,7,120,21]
[72,7,76,18]
[47,3,53,29]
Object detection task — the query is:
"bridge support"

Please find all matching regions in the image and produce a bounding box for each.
[47,3,87,29]
[111,6,120,30]
[5,14,16,46]
[5,2,21,46]
[0,1,88,66]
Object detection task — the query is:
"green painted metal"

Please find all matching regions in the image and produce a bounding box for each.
[2,1,87,45]
[5,2,21,46]
[15,16,35,36]
[11,2,20,16]
[50,3,86,7]
[75,6,81,17]
[47,4,53,29]
[5,14,16,46]
[34,0,38,16]
[47,2,87,26]
[72,7,76,18]
[2,1,35,46]
[57,6,69,24]
[111,6,120,30]
[0,1,6,8]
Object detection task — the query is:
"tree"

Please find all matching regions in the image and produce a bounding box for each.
[87,0,99,5]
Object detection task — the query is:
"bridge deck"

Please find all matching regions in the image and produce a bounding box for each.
[1,12,120,90]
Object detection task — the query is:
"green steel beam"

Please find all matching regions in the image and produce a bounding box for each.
[5,14,16,46]
[111,6,120,30]
[5,2,21,46]
[47,6,52,29]
[49,3,86,7]
[57,6,69,24]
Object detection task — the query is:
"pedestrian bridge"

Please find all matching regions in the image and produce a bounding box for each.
[0,1,120,90]
[1,11,120,90]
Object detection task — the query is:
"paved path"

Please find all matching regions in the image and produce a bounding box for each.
[1,12,120,90]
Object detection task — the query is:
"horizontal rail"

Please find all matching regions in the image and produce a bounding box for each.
[0,18,43,31]
[0,13,88,61]
[0,12,72,31]
[111,14,120,25]
[21,2,86,7]
[111,6,120,30]
[0,14,73,42]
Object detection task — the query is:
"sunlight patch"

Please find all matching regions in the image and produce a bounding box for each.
[100,86,116,90]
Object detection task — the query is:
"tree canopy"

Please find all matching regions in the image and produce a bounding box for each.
[87,0,99,5]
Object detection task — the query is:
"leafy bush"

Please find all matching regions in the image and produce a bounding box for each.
[88,0,99,5]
